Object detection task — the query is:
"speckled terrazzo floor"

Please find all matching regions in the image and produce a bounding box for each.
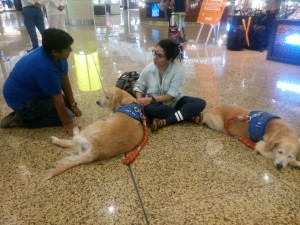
[1,9,300,225]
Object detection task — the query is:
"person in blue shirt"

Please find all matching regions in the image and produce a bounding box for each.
[1,28,82,136]
[21,0,46,52]
[134,39,206,131]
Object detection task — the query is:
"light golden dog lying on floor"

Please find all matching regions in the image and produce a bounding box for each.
[44,87,144,179]
[202,104,300,170]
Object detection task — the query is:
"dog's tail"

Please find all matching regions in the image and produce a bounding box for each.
[44,150,96,180]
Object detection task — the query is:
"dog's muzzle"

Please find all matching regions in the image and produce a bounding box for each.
[276,163,283,170]
[96,99,106,106]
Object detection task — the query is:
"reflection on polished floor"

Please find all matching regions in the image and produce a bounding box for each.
[1,9,300,225]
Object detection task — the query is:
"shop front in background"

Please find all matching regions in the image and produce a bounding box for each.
[94,0,121,16]
[139,0,201,22]
[122,0,139,10]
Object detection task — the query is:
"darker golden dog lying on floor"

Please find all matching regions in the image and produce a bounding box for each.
[201,104,300,170]
[44,87,144,179]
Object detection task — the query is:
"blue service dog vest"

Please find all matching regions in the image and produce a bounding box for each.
[114,103,144,121]
[248,111,280,142]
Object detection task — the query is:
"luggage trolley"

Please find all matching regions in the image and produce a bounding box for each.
[168,13,184,62]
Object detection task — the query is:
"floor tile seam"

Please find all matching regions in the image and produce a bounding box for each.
[127,165,150,225]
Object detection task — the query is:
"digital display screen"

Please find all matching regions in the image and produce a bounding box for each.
[267,20,300,66]
[146,3,165,18]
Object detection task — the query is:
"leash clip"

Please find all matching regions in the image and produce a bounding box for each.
[133,106,140,113]
[134,106,144,118]
[237,115,250,122]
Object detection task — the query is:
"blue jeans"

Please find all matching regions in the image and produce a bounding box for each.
[16,97,74,128]
[22,6,45,48]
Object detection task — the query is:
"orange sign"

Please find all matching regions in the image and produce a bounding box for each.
[196,0,227,25]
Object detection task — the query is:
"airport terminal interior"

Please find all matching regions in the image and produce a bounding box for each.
[0,0,300,224]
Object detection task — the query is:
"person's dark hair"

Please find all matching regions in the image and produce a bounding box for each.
[157,39,179,60]
[42,28,74,53]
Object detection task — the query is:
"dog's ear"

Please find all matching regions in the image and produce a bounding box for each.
[262,138,279,152]
[111,88,122,110]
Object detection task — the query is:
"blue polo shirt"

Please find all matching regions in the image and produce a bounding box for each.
[3,47,68,110]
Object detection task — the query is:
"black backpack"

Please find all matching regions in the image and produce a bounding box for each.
[227,25,246,51]
[248,25,266,51]
[115,71,140,97]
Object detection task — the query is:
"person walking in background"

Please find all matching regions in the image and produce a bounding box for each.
[134,39,206,132]
[170,0,190,42]
[44,0,67,31]
[263,0,281,48]
[21,0,46,52]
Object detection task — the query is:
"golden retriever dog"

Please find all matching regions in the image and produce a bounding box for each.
[202,104,300,170]
[44,87,144,179]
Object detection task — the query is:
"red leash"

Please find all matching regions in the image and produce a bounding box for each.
[122,115,148,165]
[225,115,256,149]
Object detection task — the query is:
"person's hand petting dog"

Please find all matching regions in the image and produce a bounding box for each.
[137,97,152,108]
[63,105,82,136]
[63,122,78,136]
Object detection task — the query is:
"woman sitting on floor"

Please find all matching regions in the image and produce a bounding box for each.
[134,39,206,131]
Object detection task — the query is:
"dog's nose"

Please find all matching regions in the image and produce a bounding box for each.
[96,100,100,105]
[276,164,283,170]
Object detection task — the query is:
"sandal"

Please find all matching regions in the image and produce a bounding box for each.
[151,118,167,132]
[191,113,203,124]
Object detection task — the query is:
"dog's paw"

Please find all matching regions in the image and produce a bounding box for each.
[49,136,58,143]
[290,161,300,168]
[255,141,265,151]
[254,141,265,156]
[73,126,80,135]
